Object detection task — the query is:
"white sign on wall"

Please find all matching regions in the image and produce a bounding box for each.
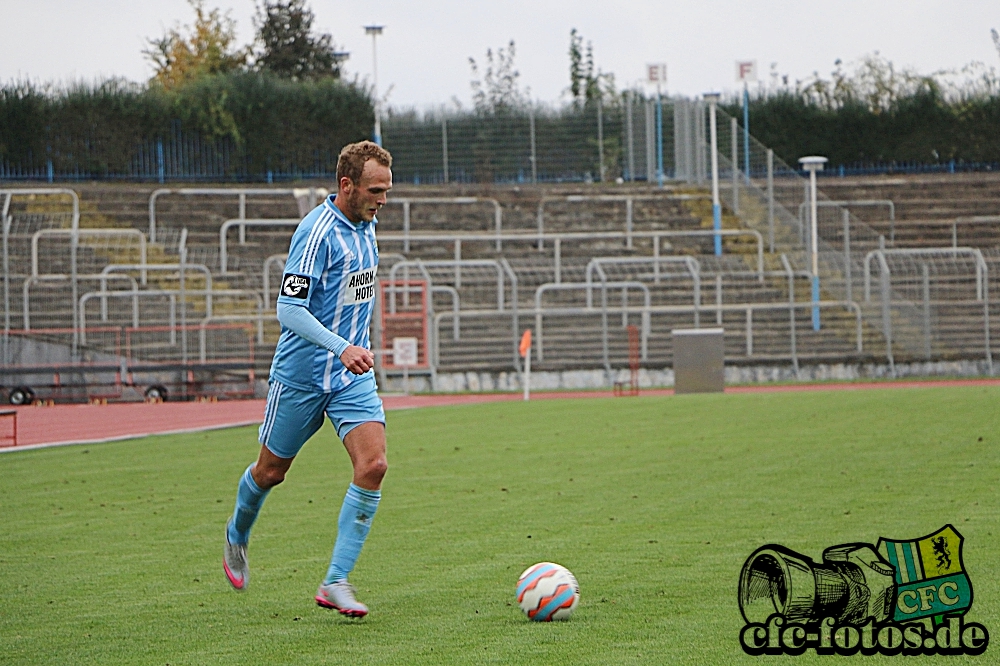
[735,60,758,83]
[646,63,667,85]
[392,337,419,366]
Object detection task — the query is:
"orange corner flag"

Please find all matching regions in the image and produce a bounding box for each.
[519,329,532,358]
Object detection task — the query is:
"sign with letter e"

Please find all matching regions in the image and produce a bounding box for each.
[646,63,667,85]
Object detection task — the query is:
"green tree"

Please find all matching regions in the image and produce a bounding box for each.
[252,0,344,80]
[469,41,529,114]
[143,0,249,90]
[567,29,614,107]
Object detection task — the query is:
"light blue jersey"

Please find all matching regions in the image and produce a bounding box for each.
[270,195,379,392]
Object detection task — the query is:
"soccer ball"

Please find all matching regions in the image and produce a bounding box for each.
[516,562,580,621]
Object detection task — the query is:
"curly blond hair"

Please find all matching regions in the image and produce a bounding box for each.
[336,141,392,183]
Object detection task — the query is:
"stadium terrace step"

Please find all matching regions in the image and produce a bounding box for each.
[5,178,998,383]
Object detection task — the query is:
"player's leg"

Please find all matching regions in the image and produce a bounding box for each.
[316,374,386,615]
[316,422,386,615]
[224,381,324,590]
[224,445,293,589]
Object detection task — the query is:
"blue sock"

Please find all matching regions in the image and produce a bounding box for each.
[324,484,381,584]
[227,465,270,545]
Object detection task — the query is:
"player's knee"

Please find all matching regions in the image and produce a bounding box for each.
[362,456,388,484]
[255,465,287,489]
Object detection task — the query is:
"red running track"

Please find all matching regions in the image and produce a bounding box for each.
[2,378,998,451]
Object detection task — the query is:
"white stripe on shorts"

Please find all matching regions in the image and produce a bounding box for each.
[260,381,285,444]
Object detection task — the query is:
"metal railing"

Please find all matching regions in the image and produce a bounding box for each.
[2,188,81,358]
[377,229,765,281]
[22,273,137,330]
[79,287,265,346]
[533,280,651,370]
[797,199,896,243]
[534,193,707,249]
[383,198,503,252]
[219,218,299,272]
[31,228,147,279]
[584,256,701,310]
[149,188,308,243]
[101,262,214,317]
[862,247,992,374]
[430,299,865,383]
[390,259,507,309]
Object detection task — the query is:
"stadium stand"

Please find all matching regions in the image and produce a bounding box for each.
[1,170,997,402]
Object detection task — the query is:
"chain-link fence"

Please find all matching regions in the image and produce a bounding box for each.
[668,103,996,370]
[382,95,670,185]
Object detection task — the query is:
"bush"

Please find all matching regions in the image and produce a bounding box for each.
[0,73,373,179]
[725,71,1000,168]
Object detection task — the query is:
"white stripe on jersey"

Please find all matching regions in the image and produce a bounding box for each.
[324,224,355,391]
[361,223,377,349]
[298,209,335,275]
[346,228,363,349]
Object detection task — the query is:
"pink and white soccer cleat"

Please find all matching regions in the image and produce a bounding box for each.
[223,526,249,591]
[315,581,368,617]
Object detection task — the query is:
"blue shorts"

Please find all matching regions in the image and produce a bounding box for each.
[258,372,385,459]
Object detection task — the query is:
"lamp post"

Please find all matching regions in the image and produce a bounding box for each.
[799,155,828,331]
[364,25,384,146]
[704,93,722,256]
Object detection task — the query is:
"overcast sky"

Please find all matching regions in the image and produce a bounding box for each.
[4,0,999,110]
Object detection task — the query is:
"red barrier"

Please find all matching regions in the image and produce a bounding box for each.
[0,410,16,447]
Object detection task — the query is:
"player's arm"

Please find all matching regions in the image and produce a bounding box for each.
[276,302,374,374]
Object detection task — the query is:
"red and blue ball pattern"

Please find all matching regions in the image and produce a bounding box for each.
[516,562,580,621]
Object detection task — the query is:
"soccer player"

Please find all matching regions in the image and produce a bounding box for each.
[223,141,392,618]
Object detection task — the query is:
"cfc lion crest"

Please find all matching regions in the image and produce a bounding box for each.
[876,524,972,624]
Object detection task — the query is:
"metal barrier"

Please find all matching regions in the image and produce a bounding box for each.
[533,281,651,370]
[101,264,214,338]
[148,187,308,243]
[131,320,258,366]
[2,188,81,356]
[431,299,864,383]
[22,274,137,330]
[798,199,896,243]
[863,247,987,303]
[584,255,701,312]
[862,247,991,374]
[535,193,707,249]
[79,287,265,345]
[219,218,299,272]
[950,215,1000,248]
[31,228,147,279]
[0,323,256,404]
[384,198,503,252]
[262,253,289,309]
[378,229,765,280]
[390,259,507,310]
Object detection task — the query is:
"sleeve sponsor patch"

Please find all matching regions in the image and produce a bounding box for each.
[344,266,377,305]
[281,273,311,299]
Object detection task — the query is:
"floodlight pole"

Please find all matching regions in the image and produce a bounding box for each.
[364,25,385,146]
[656,83,664,188]
[742,82,750,183]
[705,93,722,256]
[799,155,828,331]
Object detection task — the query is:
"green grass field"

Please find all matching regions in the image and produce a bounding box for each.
[1,386,998,664]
